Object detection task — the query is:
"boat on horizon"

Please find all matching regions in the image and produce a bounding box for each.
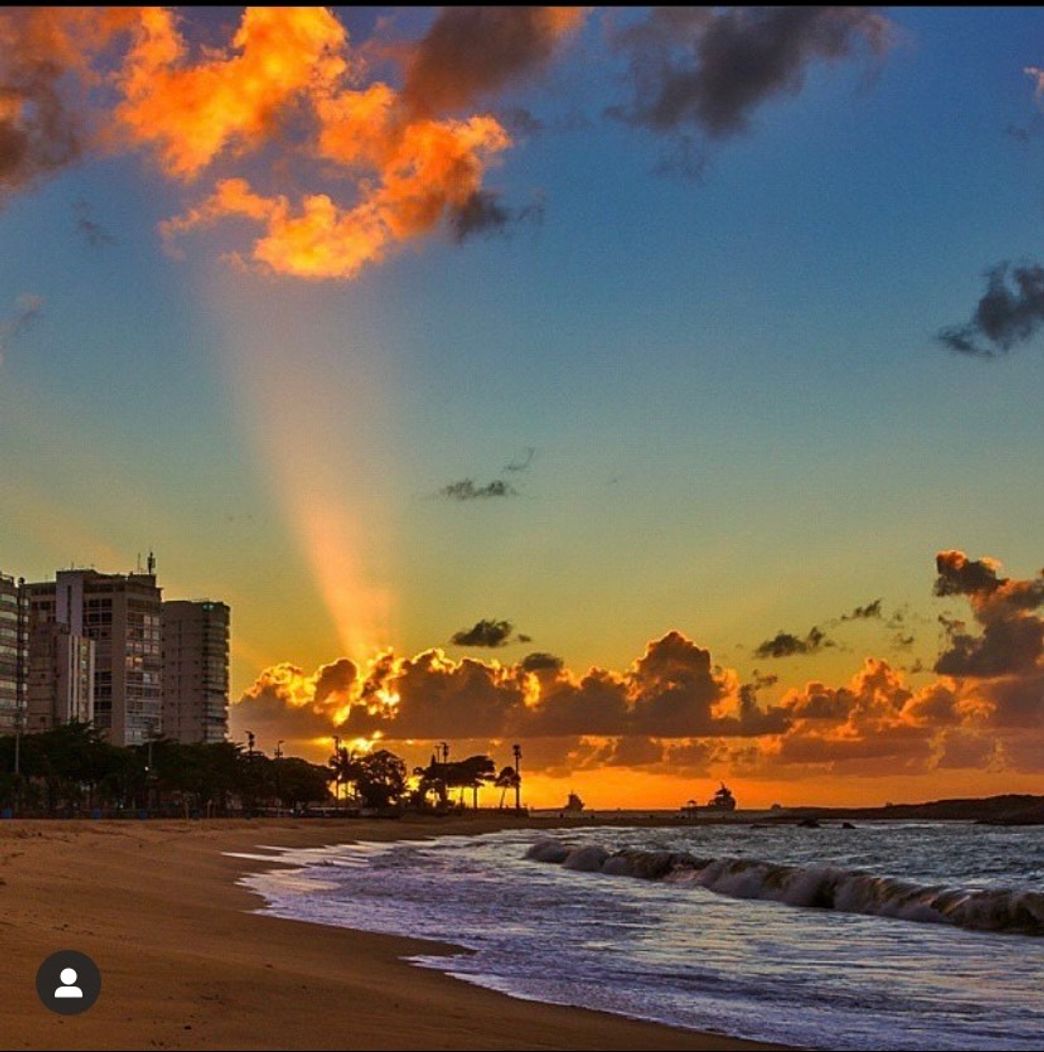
[706,782,737,812]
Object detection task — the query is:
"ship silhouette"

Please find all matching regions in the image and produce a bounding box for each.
[706,782,737,812]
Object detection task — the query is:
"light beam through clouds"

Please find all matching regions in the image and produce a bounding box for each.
[209,272,398,663]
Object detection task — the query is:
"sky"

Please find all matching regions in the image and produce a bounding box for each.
[0,6,1042,808]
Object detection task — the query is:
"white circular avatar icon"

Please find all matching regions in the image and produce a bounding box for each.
[55,967,84,999]
[36,950,101,1014]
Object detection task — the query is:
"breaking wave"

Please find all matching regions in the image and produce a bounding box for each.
[525,839,1044,936]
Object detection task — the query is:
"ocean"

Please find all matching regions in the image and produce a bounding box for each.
[239,821,1044,1050]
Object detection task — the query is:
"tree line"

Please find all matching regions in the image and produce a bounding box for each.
[0,724,523,817]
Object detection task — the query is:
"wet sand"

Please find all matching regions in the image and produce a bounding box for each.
[0,816,786,1050]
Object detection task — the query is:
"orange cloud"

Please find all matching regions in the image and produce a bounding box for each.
[162,107,511,279]
[234,551,1044,780]
[149,10,515,279]
[115,6,347,179]
[4,7,533,278]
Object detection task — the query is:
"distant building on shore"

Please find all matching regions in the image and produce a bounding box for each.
[25,565,163,746]
[161,599,230,744]
[0,570,29,735]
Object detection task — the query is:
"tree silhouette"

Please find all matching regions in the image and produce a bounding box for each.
[494,765,521,809]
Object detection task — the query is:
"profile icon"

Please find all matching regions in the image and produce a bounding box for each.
[55,967,84,999]
[36,951,101,1015]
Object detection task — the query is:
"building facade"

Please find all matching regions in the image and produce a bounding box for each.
[26,622,95,732]
[26,568,163,746]
[0,571,28,734]
[161,600,230,744]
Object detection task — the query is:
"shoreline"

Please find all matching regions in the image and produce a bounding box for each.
[0,816,786,1051]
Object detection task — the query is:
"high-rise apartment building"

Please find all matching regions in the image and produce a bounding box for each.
[0,570,28,735]
[26,622,95,732]
[26,566,163,746]
[161,600,230,744]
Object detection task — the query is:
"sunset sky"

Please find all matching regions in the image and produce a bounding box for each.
[1,7,1042,808]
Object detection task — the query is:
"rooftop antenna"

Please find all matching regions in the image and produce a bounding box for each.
[147,550,156,576]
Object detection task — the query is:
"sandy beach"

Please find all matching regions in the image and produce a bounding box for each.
[0,816,785,1051]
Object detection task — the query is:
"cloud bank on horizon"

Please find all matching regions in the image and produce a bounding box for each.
[235,550,1044,782]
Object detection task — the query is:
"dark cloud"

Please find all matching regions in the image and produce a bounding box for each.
[933,549,1044,688]
[503,446,535,473]
[439,478,518,500]
[451,618,517,649]
[778,722,934,774]
[0,10,136,204]
[736,683,791,735]
[1002,718,1044,771]
[773,658,937,774]
[0,292,44,361]
[934,550,1004,598]
[977,672,1044,730]
[498,106,544,136]
[74,199,115,247]
[663,738,720,775]
[938,261,1044,358]
[523,668,631,737]
[936,618,1043,678]
[591,735,665,768]
[0,33,80,201]
[403,7,585,116]
[313,657,357,706]
[520,651,564,673]
[450,189,511,241]
[608,6,892,139]
[237,662,346,747]
[359,650,524,740]
[449,189,544,243]
[841,598,883,621]
[901,681,961,727]
[754,625,833,659]
[626,631,731,736]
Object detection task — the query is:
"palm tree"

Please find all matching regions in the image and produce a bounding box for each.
[495,765,520,809]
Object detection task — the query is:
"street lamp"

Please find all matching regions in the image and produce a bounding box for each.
[512,743,522,811]
[13,704,25,815]
[332,735,342,809]
[274,740,285,816]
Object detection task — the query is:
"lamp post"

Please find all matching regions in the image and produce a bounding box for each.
[332,735,342,809]
[144,732,159,814]
[512,743,522,812]
[13,709,22,778]
[274,740,284,815]
[13,705,24,815]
